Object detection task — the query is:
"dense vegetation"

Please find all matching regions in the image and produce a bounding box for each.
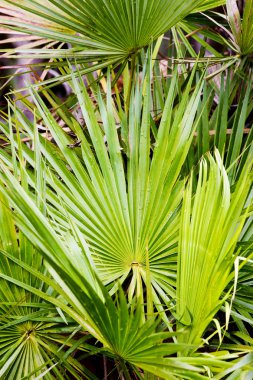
[0,0,253,379]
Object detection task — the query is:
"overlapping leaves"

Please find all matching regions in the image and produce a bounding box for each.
[177,150,253,354]
[0,55,252,378]
[0,193,93,379]
[0,0,226,73]
[0,61,205,313]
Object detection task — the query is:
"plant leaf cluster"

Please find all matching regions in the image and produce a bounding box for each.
[0,1,253,379]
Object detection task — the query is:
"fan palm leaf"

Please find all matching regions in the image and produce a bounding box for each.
[226,0,253,55]
[177,150,253,354]
[0,59,252,379]
[0,61,204,319]
[0,174,246,379]
[183,0,253,59]
[0,192,94,379]
[0,0,226,76]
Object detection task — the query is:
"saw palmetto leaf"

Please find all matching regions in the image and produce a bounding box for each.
[0,59,205,321]
[0,54,252,380]
[0,162,246,379]
[0,0,225,72]
[0,120,99,379]
[0,193,93,379]
[151,61,253,185]
[177,150,253,354]
[185,0,253,58]
[226,0,253,55]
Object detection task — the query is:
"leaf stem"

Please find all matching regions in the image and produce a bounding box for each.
[126,53,137,113]
[119,359,132,380]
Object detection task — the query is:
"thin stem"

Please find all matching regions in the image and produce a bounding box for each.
[126,53,137,114]
[103,355,108,380]
[118,359,132,380]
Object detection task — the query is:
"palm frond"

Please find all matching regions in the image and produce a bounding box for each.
[0,177,246,379]
[177,149,253,354]
[0,0,225,75]
[0,61,205,318]
[0,193,92,379]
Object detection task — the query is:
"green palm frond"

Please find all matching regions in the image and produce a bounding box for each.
[183,0,253,58]
[0,56,252,379]
[0,174,246,380]
[177,150,253,354]
[195,0,226,11]
[0,0,225,70]
[226,0,253,55]
[0,193,93,379]
[1,1,253,378]
[0,0,69,28]
[0,61,204,319]
[151,62,253,183]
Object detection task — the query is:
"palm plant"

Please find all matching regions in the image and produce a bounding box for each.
[0,139,252,379]
[0,0,226,88]
[177,150,252,353]
[0,193,95,379]
[152,65,253,182]
[225,0,253,56]
[0,59,252,377]
[0,60,204,316]
[0,1,253,378]
[177,0,253,78]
